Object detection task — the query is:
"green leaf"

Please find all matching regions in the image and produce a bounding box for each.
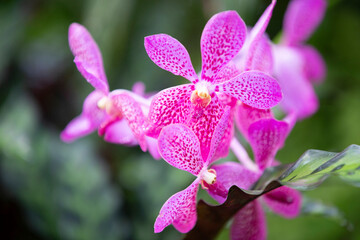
[185,144,360,240]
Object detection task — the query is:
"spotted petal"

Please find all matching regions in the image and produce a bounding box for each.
[235,103,272,140]
[248,119,290,170]
[144,34,198,83]
[231,201,267,240]
[68,23,108,93]
[61,90,106,142]
[146,84,194,138]
[283,0,327,45]
[158,124,204,176]
[154,179,199,233]
[209,162,260,204]
[110,93,148,152]
[201,11,246,82]
[263,186,302,218]
[216,70,282,109]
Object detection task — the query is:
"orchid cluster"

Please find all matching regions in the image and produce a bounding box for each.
[61,0,327,239]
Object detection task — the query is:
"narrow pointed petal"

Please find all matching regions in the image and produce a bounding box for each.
[68,23,108,93]
[206,106,231,164]
[216,70,282,109]
[283,0,327,45]
[110,93,148,152]
[201,11,246,82]
[298,45,326,83]
[146,84,194,138]
[61,90,106,142]
[273,46,318,119]
[248,119,289,170]
[144,34,199,83]
[208,162,260,204]
[263,186,302,218]
[103,119,138,146]
[158,124,204,176]
[244,36,273,73]
[231,201,267,240]
[235,103,273,140]
[188,94,224,161]
[154,179,199,233]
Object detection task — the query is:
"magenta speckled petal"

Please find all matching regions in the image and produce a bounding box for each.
[235,103,273,140]
[103,120,138,146]
[144,34,198,83]
[61,90,106,142]
[283,0,327,45]
[154,179,200,233]
[248,119,289,170]
[298,45,326,83]
[110,93,148,152]
[214,62,242,84]
[206,106,231,164]
[201,11,246,82]
[273,46,318,119]
[209,162,260,204]
[187,94,224,161]
[231,201,267,240]
[146,84,194,138]
[263,186,302,218]
[216,70,282,109]
[68,23,109,93]
[158,124,204,176]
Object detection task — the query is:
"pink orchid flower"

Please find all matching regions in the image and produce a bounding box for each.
[154,107,231,233]
[60,23,160,159]
[144,10,282,161]
[208,104,301,240]
[273,0,327,119]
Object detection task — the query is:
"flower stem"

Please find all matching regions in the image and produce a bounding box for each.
[230,138,258,172]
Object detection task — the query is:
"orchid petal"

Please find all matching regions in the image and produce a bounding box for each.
[144,34,198,83]
[231,201,267,240]
[145,136,161,160]
[206,106,232,164]
[273,46,318,119]
[244,0,276,72]
[283,0,327,45]
[188,94,224,161]
[201,11,246,82]
[110,93,148,152]
[103,119,138,146]
[263,186,302,218]
[248,119,289,170]
[131,81,146,96]
[68,23,109,93]
[216,70,282,109]
[154,179,199,233]
[146,84,194,138]
[158,124,204,176]
[61,90,106,142]
[235,103,273,140]
[214,62,242,84]
[209,162,260,204]
[298,45,326,84]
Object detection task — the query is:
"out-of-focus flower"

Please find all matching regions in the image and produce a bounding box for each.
[273,0,327,119]
[61,23,160,159]
[154,108,230,233]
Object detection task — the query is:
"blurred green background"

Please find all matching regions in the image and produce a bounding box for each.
[1,0,360,239]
